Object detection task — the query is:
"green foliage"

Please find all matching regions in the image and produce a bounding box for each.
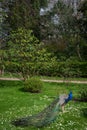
[77,0,87,39]
[76,0,87,61]
[39,0,48,7]
[78,87,87,101]
[24,77,43,93]
[38,57,58,76]
[6,28,39,79]
[1,0,87,78]
[2,0,34,36]
[2,0,47,39]
[5,28,56,79]
[40,0,81,61]
[37,60,87,78]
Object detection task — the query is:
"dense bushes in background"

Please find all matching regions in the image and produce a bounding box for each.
[4,60,87,78]
[37,61,87,78]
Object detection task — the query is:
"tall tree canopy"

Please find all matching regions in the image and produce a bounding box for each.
[1,0,47,39]
[39,1,79,60]
[76,0,87,60]
[77,0,87,39]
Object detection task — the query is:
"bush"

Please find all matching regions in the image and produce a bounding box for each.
[37,61,87,78]
[24,77,43,93]
[78,87,87,102]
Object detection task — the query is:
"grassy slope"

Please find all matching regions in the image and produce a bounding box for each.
[0,80,87,130]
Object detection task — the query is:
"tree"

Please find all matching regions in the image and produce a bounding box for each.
[76,0,87,61]
[77,0,87,39]
[0,0,11,75]
[39,0,80,60]
[2,0,47,39]
[5,28,54,80]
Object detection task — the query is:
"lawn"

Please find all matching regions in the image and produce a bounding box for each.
[0,80,87,130]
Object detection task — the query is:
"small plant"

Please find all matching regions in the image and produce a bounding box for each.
[78,87,87,102]
[24,77,43,93]
[81,108,87,118]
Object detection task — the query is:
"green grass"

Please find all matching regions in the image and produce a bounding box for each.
[0,80,87,130]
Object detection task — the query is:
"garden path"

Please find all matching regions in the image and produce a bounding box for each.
[0,77,87,84]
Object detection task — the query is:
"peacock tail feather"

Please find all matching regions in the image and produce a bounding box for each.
[12,96,60,128]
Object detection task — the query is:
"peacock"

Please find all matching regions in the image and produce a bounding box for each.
[12,92,73,128]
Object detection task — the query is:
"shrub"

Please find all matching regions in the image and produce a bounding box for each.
[37,61,87,78]
[24,77,43,93]
[78,87,87,102]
